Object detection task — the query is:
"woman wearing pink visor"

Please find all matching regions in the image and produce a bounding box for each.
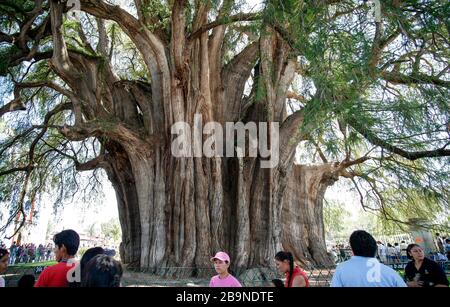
[209,251,242,287]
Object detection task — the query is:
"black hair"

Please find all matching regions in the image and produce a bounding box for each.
[275,251,294,287]
[349,230,377,257]
[406,244,421,260]
[0,248,9,259]
[224,261,235,276]
[401,241,405,243]
[81,254,123,287]
[446,239,450,244]
[69,247,105,288]
[53,229,80,256]
[17,274,35,287]
[80,247,105,274]
[272,278,285,288]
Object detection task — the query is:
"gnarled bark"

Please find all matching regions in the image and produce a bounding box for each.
[4,0,337,275]
[282,164,339,268]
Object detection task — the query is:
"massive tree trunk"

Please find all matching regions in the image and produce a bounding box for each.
[47,1,335,274]
[103,144,337,273]
[282,164,339,268]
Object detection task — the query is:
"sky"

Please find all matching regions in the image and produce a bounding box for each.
[0,171,119,244]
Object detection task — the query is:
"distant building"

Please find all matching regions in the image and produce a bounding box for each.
[78,232,108,248]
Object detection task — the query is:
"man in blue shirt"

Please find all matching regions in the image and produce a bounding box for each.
[331,230,406,287]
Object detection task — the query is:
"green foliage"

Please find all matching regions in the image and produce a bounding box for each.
[100,218,121,243]
[141,0,171,32]
[323,200,351,238]
[9,261,57,268]
[0,45,20,76]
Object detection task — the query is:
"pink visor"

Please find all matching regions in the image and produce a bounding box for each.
[210,251,230,263]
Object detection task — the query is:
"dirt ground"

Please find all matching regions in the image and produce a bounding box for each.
[121,269,211,287]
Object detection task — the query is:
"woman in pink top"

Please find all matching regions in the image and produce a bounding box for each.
[209,251,242,287]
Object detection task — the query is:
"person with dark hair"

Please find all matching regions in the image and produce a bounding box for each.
[435,233,445,254]
[446,239,450,260]
[400,241,408,262]
[271,279,285,288]
[331,230,406,287]
[35,229,80,287]
[376,241,387,263]
[81,247,105,273]
[274,251,309,287]
[394,243,401,263]
[9,241,17,265]
[16,245,23,264]
[404,244,449,287]
[18,274,35,287]
[209,251,242,287]
[69,246,105,288]
[81,254,123,287]
[45,244,52,261]
[0,248,10,287]
[387,243,396,264]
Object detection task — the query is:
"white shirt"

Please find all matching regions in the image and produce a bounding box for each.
[0,276,5,287]
[400,243,408,256]
[377,244,386,256]
[388,247,396,256]
[331,256,407,287]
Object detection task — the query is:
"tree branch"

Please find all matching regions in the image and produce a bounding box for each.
[368,21,383,73]
[221,41,259,121]
[381,71,450,87]
[348,118,450,160]
[0,165,34,177]
[0,97,26,117]
[279,109,308,165]
[171,0,187,76]
[286,91,306,102]
[49,0,76,78]
[189,12,261,41]
[16,81,77,99]
[75,154,108,171]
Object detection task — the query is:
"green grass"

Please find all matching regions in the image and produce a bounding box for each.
[9,261,57,268]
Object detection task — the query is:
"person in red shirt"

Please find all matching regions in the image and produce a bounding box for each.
[35,229,80,287]
[274,251,309,287]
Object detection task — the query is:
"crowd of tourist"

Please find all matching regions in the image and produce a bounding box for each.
[0,229,449,287]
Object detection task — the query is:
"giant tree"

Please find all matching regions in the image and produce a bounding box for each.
[0,0,448,274]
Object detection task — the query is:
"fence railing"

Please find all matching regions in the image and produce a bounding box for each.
[2,261,447,287]
[1,264,335,287]
[121,266,337,287]
[1,265,46,287]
